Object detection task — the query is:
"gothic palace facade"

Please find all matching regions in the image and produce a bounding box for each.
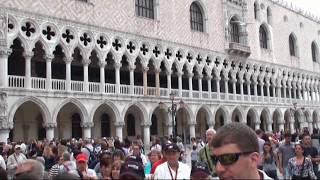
[0,0,320,148]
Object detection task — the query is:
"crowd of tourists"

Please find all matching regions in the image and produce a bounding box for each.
[0,124,319,179]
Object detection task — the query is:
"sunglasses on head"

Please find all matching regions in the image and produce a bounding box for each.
[213,151,254,166]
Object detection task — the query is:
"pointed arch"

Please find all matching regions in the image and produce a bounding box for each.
[289,33,298,57]
[311,41,319,62]
[231,106,245,123]
[190,1,205,32]
[52,98,88,124]
[90,100,120,124]
[259,24,269,49]
[8,96,51,125]
[195,105,213,126]
[214,106,230,129]
[122,101,148,125]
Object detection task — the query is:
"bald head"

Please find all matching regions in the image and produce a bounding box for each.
[206,128,216,143]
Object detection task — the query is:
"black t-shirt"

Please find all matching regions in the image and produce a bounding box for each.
[303,146,318,172]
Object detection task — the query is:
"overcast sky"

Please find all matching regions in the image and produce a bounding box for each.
[282,0,320,17]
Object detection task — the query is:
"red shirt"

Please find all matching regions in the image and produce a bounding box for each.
[150,158,166,174]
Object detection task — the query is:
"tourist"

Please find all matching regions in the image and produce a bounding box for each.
[7,144,27,179]
[198,128,216,176]
[211,123,272,179]
[288,143,316,179]
[261,142,278,179]
[70,153,97,179]
[153,143,191,179]
[278,132,295,179]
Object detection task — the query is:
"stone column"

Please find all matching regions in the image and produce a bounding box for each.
[289,121,294,134]
[178,71,183,97]
[83,60,90,93]
[207,76,212,98]
[224,79,229,100]
[188,73,193,98]
[272,86,276,99]
[293,87,297,99]
[115,121,124,142]
[232,79,236,99]
[266,83,270,102]
[283,86,287,99]
[143,66,149,96]
[0,117,13,143]
[99,62,106,93]
[115,62,121,94]
[198,75,203,98]
[43,122,56,141]
[155,69,160,96]
[81,122,93,139]
[255,123,260,130]
[189,123,196,139]
[64,57,72,92]
[24,51,33,89]
[46,55,53,90]
[260,83,264,97]
[267,123,273,133]
[253,81,258,97]
[129,65,135,95]
[0,49,11,88]
[143,125,150,151]
[247,82,251,96]
[279,123,284,132]
[288,85,292,101]
[216,77,221,100]
[240,80,244,101]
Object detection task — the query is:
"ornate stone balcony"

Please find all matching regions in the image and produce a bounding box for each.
[228,42,251,57]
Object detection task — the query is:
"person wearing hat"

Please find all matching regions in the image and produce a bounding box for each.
[70,153,97,179]
[119,160,145,180]
[7,144,27,179]
[153,143,191,179]
[191,162,211,179]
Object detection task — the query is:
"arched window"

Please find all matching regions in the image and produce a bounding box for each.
[150,114,158,135]
[72,113,82,138]
[135,0,155,19]
[230,17,240,43]
[126,114,136,136]
[259,26,268,49]
[312,41,318,62]
[101,113,111,137]
[289,34,297,56]
[254,2,258,20]
[267,7,272,24]
[190,2,204,32]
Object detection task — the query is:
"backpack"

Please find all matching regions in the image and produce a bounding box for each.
[85,147,98,169]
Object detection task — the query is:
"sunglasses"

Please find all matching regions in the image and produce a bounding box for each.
[213,151,254,166]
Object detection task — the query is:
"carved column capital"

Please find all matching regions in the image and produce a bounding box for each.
[43,122,57,128]
[81,121,94,128]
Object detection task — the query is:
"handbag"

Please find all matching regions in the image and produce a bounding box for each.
[292,157,311,180]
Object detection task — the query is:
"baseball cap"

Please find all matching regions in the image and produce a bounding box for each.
[15,145,21,150]
[191,162,211,178]
[119,161,145,180]
[164,143,180,152]
[76,153,88,163]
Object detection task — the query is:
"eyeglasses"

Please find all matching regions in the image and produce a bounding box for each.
[213,151,254,166]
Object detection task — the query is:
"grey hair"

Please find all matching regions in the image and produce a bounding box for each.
[206,128,216,135]
[62,152,71,161]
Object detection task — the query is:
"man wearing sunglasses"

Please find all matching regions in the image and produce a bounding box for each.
[211,123,272,179]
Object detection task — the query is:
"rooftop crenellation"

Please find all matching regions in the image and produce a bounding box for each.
[270,0,320,23]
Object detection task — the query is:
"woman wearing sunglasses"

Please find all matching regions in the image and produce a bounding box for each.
[261,142,279,180]
[287,143,316,179]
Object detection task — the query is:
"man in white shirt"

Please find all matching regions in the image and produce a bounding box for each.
[7,145,27,179]
[153,143,191,179]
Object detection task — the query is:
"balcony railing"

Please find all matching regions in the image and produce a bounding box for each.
[228,42,251,57]
[6,75,318,106]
